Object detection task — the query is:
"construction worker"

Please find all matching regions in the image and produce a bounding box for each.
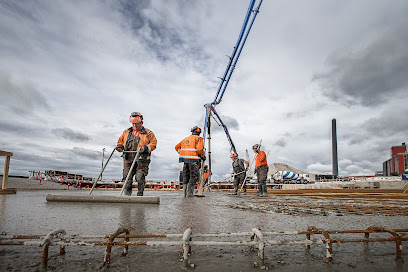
[175,126,206,197]
[116,112,157,196]
[202,165,212,190]
[253,144,268,197]
[230,153,249,195]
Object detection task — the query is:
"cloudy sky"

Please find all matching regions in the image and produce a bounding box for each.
[1,0,407,180]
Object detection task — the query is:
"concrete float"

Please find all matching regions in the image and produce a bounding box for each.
[46,194,160,204]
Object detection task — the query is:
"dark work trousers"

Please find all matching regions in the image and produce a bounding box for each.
[182,162,199,185]
[122,160,150,196]
[182,162,200,196]
[233,173,246,194]
[256,165,268,186]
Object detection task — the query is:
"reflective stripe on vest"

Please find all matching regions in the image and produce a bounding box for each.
[180,155,200,159]
[179,135,201,161]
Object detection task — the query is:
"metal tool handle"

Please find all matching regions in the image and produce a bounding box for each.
[196,160,206,196]
[89,148,116,195]
[120,149,140,196]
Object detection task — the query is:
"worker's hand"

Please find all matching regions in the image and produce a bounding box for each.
[139,145,150,153]
[201,156,206,161]
[115,145,124,152]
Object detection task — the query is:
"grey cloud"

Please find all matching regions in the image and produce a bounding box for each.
[117,0,211,71]
[313,20,408,106]
[52,128,91,142]
[0,70,51,114]
[343,109,408,145]
[363,109,408,137]
[118,0,183,62]
[211,115,239,133]
[0,1,39,22]
[0,121,25,133]
[118,0,150,32]
[0,120,47,140]
[285,110,311,119]
[274,138,287,148]
[71,147,100,160]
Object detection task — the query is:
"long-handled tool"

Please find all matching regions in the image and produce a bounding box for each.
[89,148,116,194]
[214,169,247,184]
[240,140,262,192]
[196,160,206,197]
[120,149,141,196]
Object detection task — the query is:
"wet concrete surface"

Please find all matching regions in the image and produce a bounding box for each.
[0,190,407,271]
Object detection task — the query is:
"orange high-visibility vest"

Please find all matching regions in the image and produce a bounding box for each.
[255,150,267,169]
[117,127,157,152]
[175,135,204,163]
[203,170,211,179]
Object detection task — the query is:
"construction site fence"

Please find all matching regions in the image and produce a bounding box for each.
[0,226,407,269]
[28,170,179,189]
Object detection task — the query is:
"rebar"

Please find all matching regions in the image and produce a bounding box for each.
[1,226,406,268]
[41,229,66,269]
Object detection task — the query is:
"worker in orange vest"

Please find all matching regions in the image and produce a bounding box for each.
[202,165,212,189]
[116,112,157,196]
[175,126,206,197]
[230,153,249,195]
[253,144,268,197]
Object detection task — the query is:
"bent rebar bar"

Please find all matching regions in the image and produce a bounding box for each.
[41,229,66,269]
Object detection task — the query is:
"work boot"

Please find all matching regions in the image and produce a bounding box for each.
[242,183,247,195]
[136,171,145,197]
[137,182,144,196]
[233,185,238,195]
[124,190,132,196]
[183,184,187,197]
[257,184,263,197]
[186,183,194,197]
[261,184,268,197]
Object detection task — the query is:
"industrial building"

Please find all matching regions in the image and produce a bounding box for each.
[383,143,408,176]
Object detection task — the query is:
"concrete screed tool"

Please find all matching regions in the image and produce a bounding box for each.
[46,148,160,204]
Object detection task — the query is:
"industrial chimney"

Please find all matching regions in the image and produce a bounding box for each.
[332,118,338,177]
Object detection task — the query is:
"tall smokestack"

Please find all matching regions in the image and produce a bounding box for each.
[332,118,338,177]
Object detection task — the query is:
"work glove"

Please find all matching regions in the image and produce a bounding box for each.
[115,144,124,152]
[200,156,206,161]
[139,145,150,153]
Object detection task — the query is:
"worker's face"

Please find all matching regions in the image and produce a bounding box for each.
[253,148,258,153]
[132,121,143,131]
[231,157,237,161]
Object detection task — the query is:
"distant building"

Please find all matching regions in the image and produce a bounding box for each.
[375,171,383,177]
[383,143,408,176]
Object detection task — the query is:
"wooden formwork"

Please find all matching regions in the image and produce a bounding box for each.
[0,150,16,194]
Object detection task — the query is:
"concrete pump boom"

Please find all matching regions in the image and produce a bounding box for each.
[202,0,263,155]
[196,0,262,195]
